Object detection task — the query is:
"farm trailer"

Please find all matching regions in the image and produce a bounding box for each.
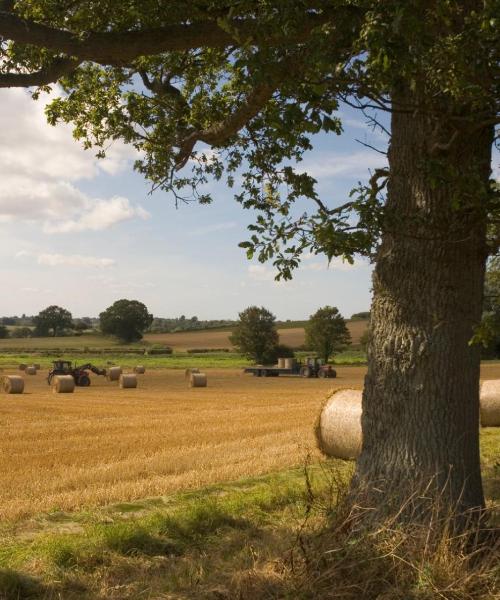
[244,357,336,378]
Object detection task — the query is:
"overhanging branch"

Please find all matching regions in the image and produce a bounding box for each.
[0,56,80,87]
[0,9,338,66]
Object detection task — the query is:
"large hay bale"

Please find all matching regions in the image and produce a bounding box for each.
[480,380,500,427]
[33,363,41,370]
[53,375,75,394]
[190,373,207,388]
[25,365,37,375]
[107,367,122,382]
[185,367,200,379]
[134,365,146,374]
[120,374,138,389]
[18,364,27,371]
[284,358,296,370]
[3,376,24,394]
[277,358,286,369]
[315,389,362,460]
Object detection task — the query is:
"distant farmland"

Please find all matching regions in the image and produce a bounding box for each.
[0,320,368,352]
[143,319,368,351]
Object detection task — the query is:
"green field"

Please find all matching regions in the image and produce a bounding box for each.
[0,349,368,371]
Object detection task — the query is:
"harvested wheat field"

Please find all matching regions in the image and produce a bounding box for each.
[1,362,499,522]
[143,319,368,351]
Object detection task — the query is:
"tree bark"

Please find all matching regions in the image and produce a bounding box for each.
[353,91,494,524]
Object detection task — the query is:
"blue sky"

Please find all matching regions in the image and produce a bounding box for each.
[0,87,392,319]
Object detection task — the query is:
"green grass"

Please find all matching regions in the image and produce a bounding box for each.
[0,350,368,370]
[0,428,497,599]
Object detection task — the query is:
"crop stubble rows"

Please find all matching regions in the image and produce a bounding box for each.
[1,363,498,521]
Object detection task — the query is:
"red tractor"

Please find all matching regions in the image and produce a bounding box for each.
[47,360,107,387]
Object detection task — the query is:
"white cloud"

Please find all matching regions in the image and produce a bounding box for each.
[0,88,146,233]
[16,251,115,268]
[298,150,387,180]
[43,196,150,233]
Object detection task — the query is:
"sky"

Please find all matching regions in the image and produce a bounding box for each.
[1,87,391,320]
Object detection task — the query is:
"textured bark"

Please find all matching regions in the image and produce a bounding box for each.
[353,93,494,521]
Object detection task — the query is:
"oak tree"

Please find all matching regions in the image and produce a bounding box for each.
[99,299,153,343]
[33,305,73,337]
[1,0,499,525]
[229,306,279,364]
[305,306,350,362]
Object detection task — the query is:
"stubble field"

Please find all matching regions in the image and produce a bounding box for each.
[1,362,499,522]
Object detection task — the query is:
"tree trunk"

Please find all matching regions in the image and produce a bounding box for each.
[353,92,494,523]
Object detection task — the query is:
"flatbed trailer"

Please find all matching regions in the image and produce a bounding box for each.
[244,358,336,378]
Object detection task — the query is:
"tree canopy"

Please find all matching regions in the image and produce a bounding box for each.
[33,305,73,337]
[305,305,351,362]
[99,299,153,343]
[229,306,279,364]
[1,2,497,277]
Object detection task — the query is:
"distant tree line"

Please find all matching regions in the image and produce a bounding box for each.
[149,316,235,333]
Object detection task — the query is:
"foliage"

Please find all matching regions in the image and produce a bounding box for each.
[305,306,351,363]
[100,299,153,343]
[9,327,32,339]
[229,306,279,364]
[351,311,370,321]
[33,305,73,337]
[0,325,9,339]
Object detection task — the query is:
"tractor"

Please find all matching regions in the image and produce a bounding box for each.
[47,360,107,387]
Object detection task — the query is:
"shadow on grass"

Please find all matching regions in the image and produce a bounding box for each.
[0,569,45,600]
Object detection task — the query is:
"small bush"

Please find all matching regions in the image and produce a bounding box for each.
[147,345,173,355]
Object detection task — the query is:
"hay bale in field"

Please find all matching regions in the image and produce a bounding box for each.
[2,376,24,394]
[25,365,37,375]
[120,374,137,389]
[53,375,75,394]
[134,365,146,374]
[315,389,362,460]
[18,364,27,371]
[480,380,500,427]
[277,358,286,369]
[33,363,41,370]
[284,358,296,370]
[185,367,200,379]
[107,366,122,382]
[190,372,207,388]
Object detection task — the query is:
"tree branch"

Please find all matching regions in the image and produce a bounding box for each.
[175,81,275,169]
[0,9,338,65]
[0,56,80,87]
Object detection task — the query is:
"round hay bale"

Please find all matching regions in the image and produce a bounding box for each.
[120,374,138,389]
[53,375,75,394]
[18,364,27,371]
[134,365,146,374]
[25,365,37,376]
[284,358,296,370]
[480,380,500,427]
[277,358,286,369]
[3,376,24,394]
[190,373,207,388]
[107,366,122,382]
[185,367,200,379]
[33,363,41,370]
[315,389,362,460]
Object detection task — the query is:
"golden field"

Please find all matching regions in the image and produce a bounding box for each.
[143,319,368,350]
[0,361,498,522]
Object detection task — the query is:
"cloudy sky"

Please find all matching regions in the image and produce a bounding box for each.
[0,87,392,319]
